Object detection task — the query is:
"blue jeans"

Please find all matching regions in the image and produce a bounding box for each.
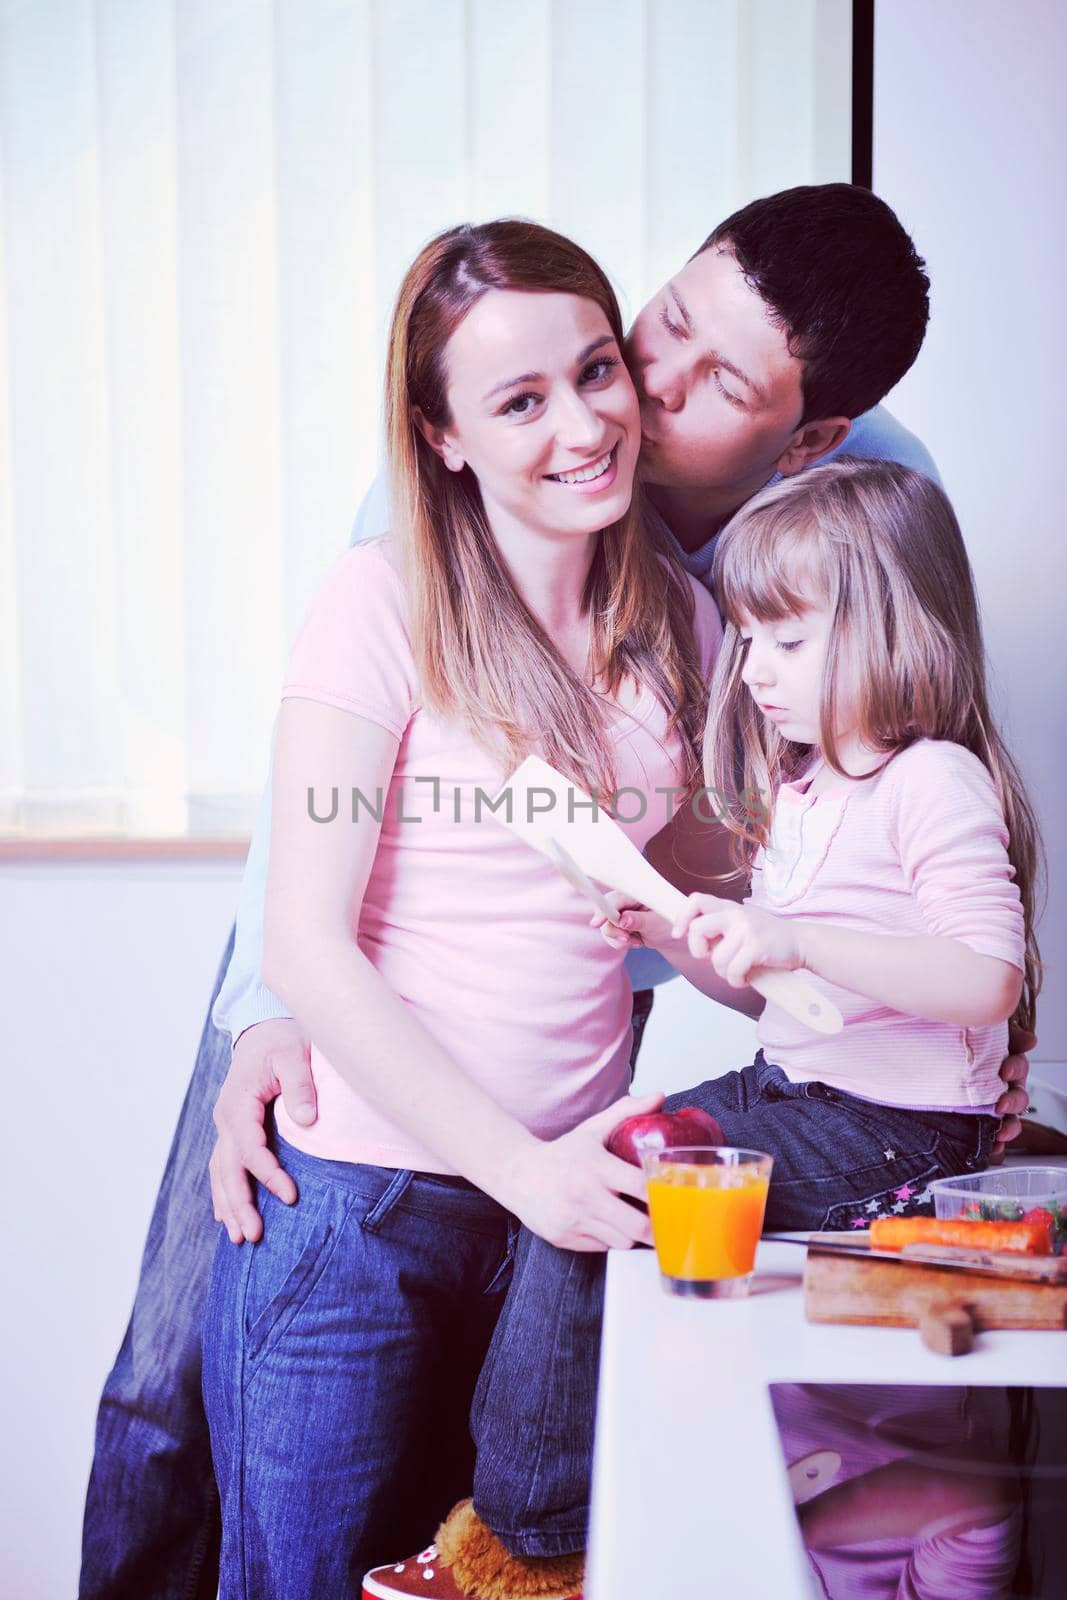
[79,929,233,1600]
[78,942,656,1600]
[202,1135,517,1598]
[469,1053,999,1557]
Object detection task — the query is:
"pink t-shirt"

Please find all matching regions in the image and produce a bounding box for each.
[749,740,1026,1109]
[276,538,721,1170]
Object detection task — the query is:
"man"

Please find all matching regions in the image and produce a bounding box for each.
[79,185,1033,1600]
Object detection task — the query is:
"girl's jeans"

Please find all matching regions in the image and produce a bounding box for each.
[468,1053,998,1557]
[202,1138,518,1598]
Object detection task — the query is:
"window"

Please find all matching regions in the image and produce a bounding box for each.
[0,0,850,840]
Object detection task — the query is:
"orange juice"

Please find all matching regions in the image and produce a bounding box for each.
[646,1166,770,1282]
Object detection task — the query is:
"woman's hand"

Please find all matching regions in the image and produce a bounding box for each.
[502,1094,665,1251]
[591,891,675,951]
[671,894,804,988]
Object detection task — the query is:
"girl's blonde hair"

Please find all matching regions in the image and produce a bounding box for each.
[706,458,1043,1032]
[385,219,707,799]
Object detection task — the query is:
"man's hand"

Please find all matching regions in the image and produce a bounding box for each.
[988,1025,1036,1165]
[210,1018,317,1244]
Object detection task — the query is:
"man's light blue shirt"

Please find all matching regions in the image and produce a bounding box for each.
[213,405,939,1041]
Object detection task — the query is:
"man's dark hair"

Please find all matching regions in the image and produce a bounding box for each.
[698,183,930,424]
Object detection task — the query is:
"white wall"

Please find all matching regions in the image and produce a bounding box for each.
[1,862,241,1600]
[873,0,1066,1065]
[0,0,851,841]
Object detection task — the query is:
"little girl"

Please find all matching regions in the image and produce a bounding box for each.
[607,456,1042,1221]
[365,458,1043,1598]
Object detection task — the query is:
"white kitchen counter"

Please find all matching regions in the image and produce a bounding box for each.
[586,1239,1067,1600]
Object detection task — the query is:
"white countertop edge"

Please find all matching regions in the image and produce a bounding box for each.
[586,1239,1066,1599]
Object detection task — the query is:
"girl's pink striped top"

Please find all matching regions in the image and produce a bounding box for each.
[748,739,1025,1110]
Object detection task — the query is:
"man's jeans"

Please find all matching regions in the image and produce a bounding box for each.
[203,1137,516,1597]
[469,1054,999,1557]
[79,930,234,1600]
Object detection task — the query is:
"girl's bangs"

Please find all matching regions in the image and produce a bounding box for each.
[718,511,831,628]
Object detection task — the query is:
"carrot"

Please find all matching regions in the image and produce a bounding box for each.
[869,1215,1053,1256]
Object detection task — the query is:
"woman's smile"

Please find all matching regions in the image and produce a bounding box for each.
[545,442,619,492]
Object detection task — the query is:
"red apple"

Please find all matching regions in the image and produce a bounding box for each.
[607,1106,724,1167]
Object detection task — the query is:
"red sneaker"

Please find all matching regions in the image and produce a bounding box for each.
[361,1500,584,1600]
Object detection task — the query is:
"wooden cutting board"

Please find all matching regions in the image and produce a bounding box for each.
[804,1249,1067,1332]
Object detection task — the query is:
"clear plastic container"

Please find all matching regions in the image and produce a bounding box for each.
[928,1167,1067,1252]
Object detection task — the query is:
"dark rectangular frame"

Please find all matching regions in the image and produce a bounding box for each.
[852,0,874,188]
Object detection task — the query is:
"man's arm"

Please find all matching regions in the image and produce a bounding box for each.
[209,752,322,1241]
[212,761,294,1044]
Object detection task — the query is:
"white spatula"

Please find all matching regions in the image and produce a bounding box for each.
[497,754,843,1036]
[542,837,620,923]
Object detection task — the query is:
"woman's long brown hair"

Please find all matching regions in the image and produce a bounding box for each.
[705,459,1043,1032]
[385,219,707,800]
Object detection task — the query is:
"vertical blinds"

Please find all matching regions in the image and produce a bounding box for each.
[0,0,849,838]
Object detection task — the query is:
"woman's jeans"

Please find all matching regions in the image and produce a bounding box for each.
[468,1054,999,1558]
[78,944,655,1600]
[202,1137,517,1598]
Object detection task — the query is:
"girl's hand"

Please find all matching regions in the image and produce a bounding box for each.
[671,894,804,988]
[505,1094,664,1250]
[591,891,674,951]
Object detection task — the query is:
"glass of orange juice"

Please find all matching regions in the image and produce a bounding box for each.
[642,1147,773,1298]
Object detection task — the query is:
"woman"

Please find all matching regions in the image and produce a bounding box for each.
[201,219,721,1596]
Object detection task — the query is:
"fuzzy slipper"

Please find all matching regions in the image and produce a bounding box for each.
[361,1499,585,1599]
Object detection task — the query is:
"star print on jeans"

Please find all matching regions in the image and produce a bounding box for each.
[883,1149,896,1161]
[893,1184,915,1202]
[850,1217,868,1228]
